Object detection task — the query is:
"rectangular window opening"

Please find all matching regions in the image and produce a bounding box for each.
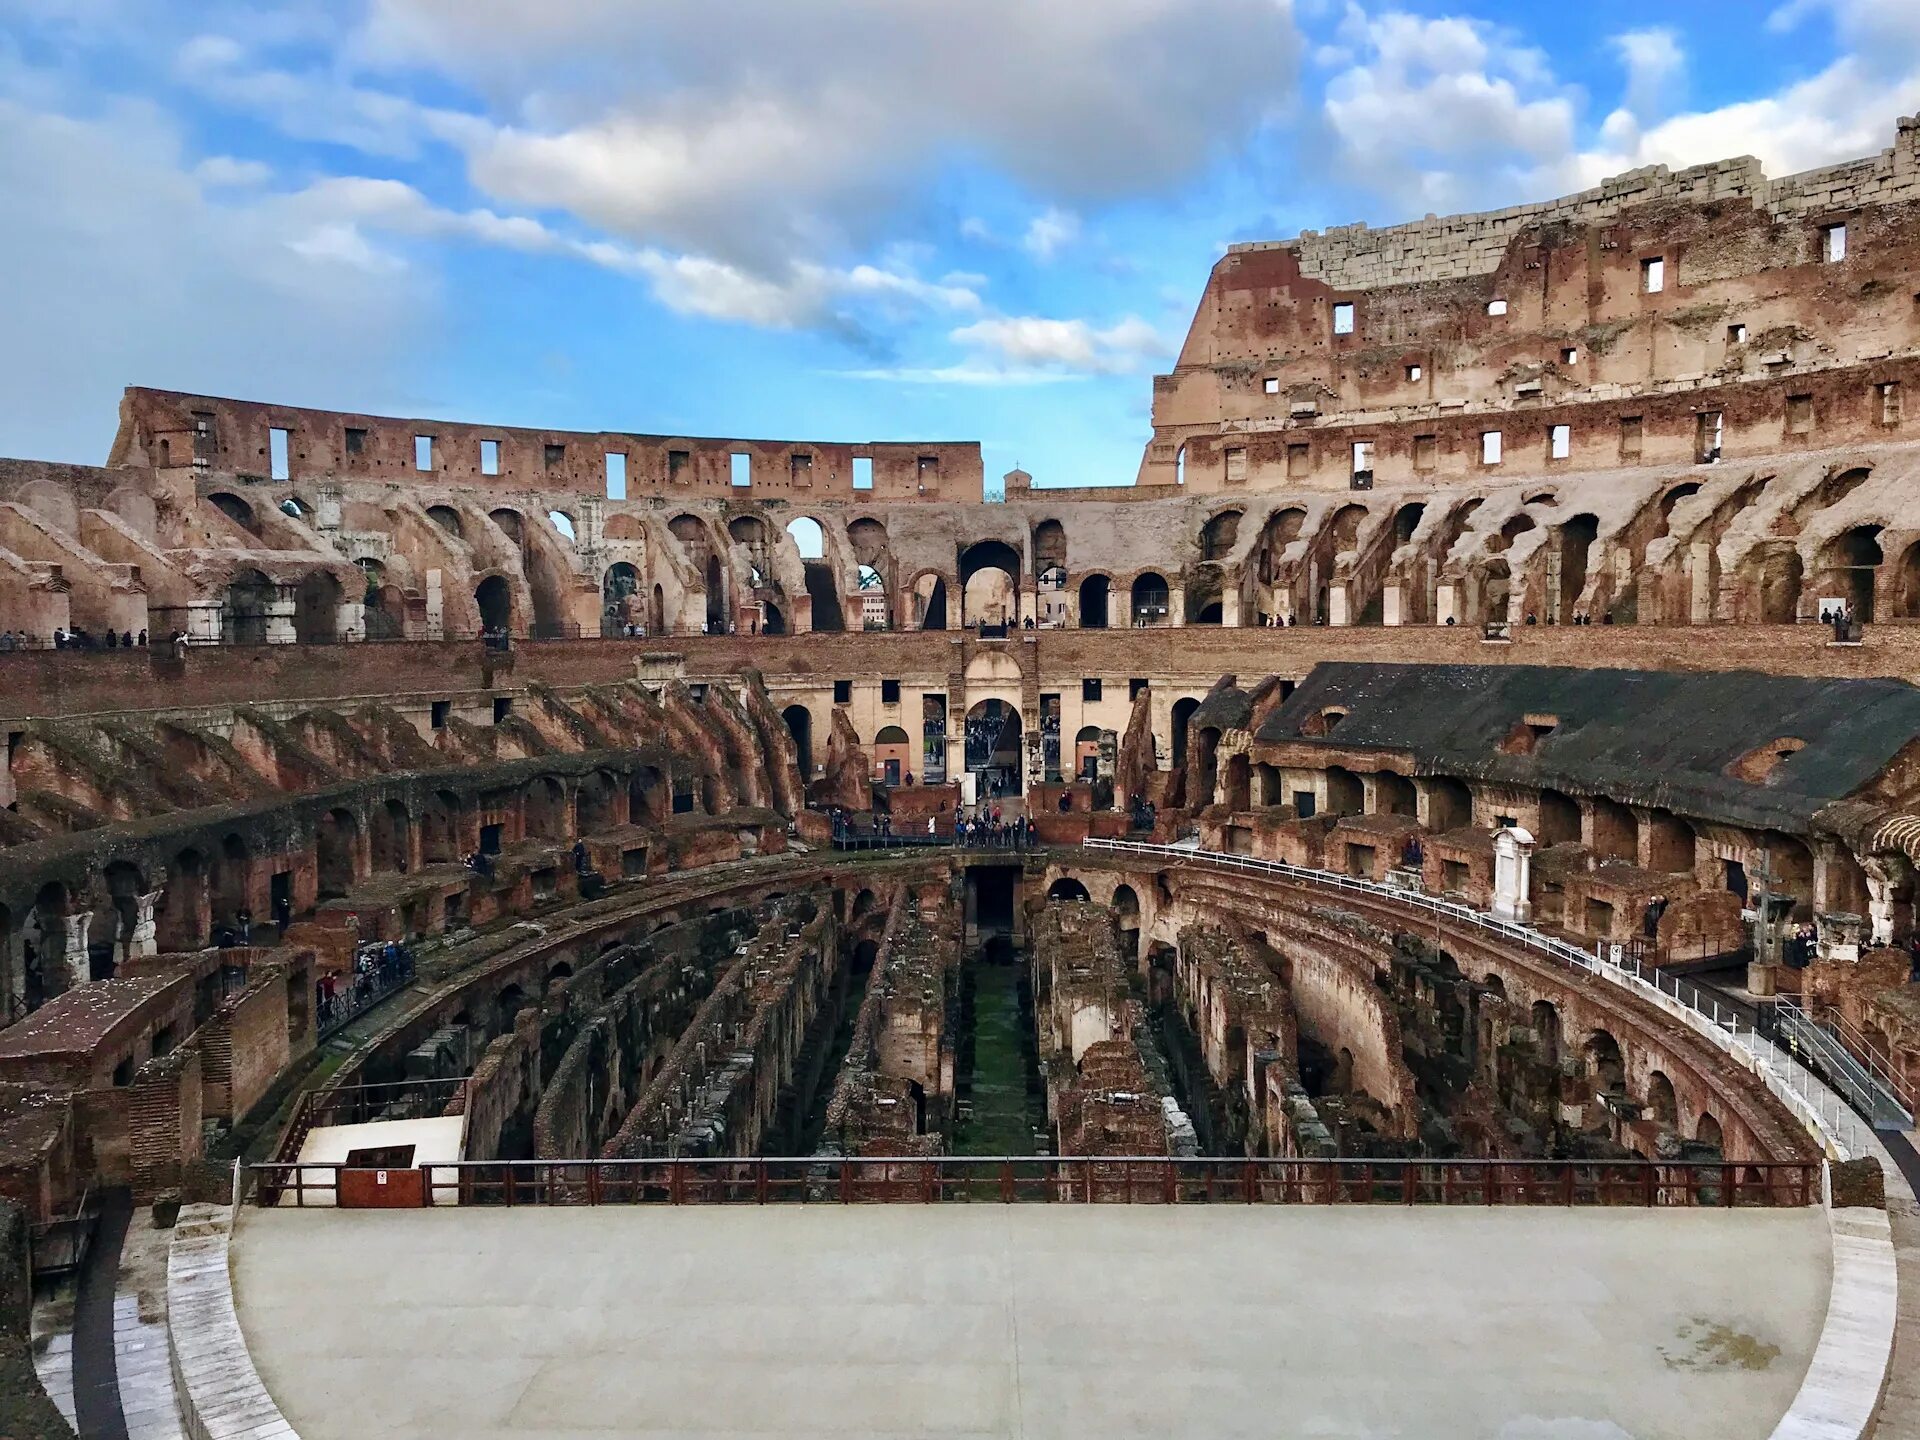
[605,452,626,499]
[480,439,501,476]
[344,426,366,456]
[833,680,852,705]
[1641,257,1665,293]
[730,452,751,488]
[1405,363,1422,382]
[668,449,690,485]
[1822,223,1848,263]
[1559,347,1579,365]
[413,435,434,472]
[1728,324,1748,345]
[1224,447,1247,486]
[1480,430,1503,466]
[1263,377,1280,394]
[852,456,874,491]
[269,427,290,480]
[1696,410,1724,464]
[1549,424,1571,461]
[1351,441,1374,482]
[1286,443,1310,479]
[1130,677,1149,701]
[544,442,565,468]
[430,700,450,730]
[1082,678,1102,702]
[1332,302,1355,335]
[881,679,901,705]
[492,697,513,724]
[916,455,940,490]
[1878,381,1902,426]
[1786,394,1814,436]
[1486,298,1508,316]
[789,453,813,487]
[1413,434,1437,472]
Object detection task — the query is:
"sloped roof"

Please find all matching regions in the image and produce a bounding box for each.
[1257,662,1920,833]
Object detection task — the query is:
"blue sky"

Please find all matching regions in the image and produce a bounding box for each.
[3,1,1918,490]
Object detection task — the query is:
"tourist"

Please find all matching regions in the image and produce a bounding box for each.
[237,907,252,944]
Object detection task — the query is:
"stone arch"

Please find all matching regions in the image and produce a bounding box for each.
[1131,571,1170,627]
[1749,543,1804,623]
[1170,695,1200,769]
[603,512,645,541]
[474,574,514,632]
[783,705,814,779]
[370,798,412,872]
[224,569,277,646]
[292,571,342,643]
[1900,540,1920,618]
[1078,573,1110,629]
[1222,752,1251,810]
[909,570,949,630]
[1047,877,1092,902]
[316,807,359,899]
[1032,518,1067,575]
[576,770,620,833]
[1818,523,1884,622]
[805,562,845,632]
[157,846,208,952]
[426,505,463,539]
[1555,513,1599,618]
[1583,1029,1625,1094]
[1324,765,1363,817]
[211,833,250,929]
[525,776,567,840]
[965,698,1022,794]
[1373,772,1415,816]
[1185,564,1226,625]
[1694,1111,1723,1149]
[959,540,1020,627]
[1646,1070,1678,1126]
[1425,776,1471,832]
[208,492,259,536]
[1200,508,1243,561]
[421,789,463,864]
[1530,1000,1562,1066]
[1538,789,1581,847]
[602,562,641,634]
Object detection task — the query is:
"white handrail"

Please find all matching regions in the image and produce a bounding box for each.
[1081,838,1868,1161]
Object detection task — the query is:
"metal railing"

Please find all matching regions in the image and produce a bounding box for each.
[1773,997,1915,1129]
[1081,838,1874,1161]
[315,953,416,1039]
[247,1154,1819,1208]
[263,1077,469,1205]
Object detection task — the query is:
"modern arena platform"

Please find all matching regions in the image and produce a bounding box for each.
[226,1203,1831,1440]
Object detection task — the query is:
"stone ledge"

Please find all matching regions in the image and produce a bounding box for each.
[1768,1206,1899,1440]
[165,1203,299,1440]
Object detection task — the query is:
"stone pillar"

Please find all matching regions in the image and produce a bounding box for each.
[1864,856,1906,948]
[1221,590,1241,628]
[1020,586,1038,627]
[187,600,224,644]
[1689,541,1714,624]
[1168,585,1185,627]
[426,568,445,640]
[336,599,366,643]
[1436,582,1461,628]
[63,911,92,989]
[1490,828,1534,924]
[129,891,162,960]
[1382,583,1403,626]
[315,484,343,533]
[265,591,297,645]
[1327,583,1351,627]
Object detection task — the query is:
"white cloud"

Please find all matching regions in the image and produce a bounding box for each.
[1611,28,1684,121]
[949,314,1170,375]
[192,154,272,187]
[0,94,425,463]
[1021,207,1081,262]
[344,0,1302,263]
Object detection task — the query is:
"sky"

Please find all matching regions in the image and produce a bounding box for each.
[3,1,1919,492]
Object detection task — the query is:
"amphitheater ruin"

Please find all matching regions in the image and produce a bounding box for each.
[4,122,1920,1440]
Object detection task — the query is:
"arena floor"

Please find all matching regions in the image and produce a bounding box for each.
[231,1203,1830,1440]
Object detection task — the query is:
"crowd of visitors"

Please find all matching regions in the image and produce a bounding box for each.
[0,627,152,651]
[316,939,415,1030]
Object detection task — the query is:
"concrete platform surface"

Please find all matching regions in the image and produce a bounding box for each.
[231,1204,1831,1440]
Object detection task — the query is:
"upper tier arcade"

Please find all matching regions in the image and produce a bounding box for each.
[1142,118,1920,492]
[110,388,986,505]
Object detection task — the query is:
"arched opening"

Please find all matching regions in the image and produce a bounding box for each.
[292,571,342,643]
[1821,524,1883,622]
[525,777,567,840]
[547,510,577,543]
[1078,574,1110,629]
[782,706,813,779]
[1324,765,1364,817]
[1113,884,1141,959]
[1901,541,1920,618]
[763,600,786,635]
[421,790,462,864]
[1538,789,1581,847]
[1192,726,1222,807]
[1583,1030,1625,1095]
[1755,545,1804,623]
[1373,772,1416,816]
[1047,878,1091,902]
[1222,753,1251,810]
[705,554,726,632]
[1200,509,1242,561]
[649,584,665,635]
[965,699,1023,797]
[490,508,525,549]
[316,808,359,900]
[1646,1071,1678,1127]
[787,516,825,560]
[602,562,640,635]
[1393,503,1426,545]
[427,505,463,539]
[370,799,411,873]
[1032,519,1067,576]
[1694,1112,1723,1151]
[474,575,513,632]
[576,771,619,834]
[911,573,948,630]
[211,834,250,932]
[223,569,277,646]
[804,563,844,632]
[1062,723,1098,784]
[1588,796,1636,862]
[1530,1000,1562,1066]
[1425,776,1472,832]
[960,540,1019,628]
[1131,571,1170,627]
[629,767,667,824]
[1170,696,1200,769]
[1556,513,1599,618]
[1185,565,1225,625]
[358,558,404,640]
[209,492,259,536]
[874,724,912,786]
[157,847,208,952]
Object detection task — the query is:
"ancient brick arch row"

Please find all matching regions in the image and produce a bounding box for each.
[1048,857,1813,1166]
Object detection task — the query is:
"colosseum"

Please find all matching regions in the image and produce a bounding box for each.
[5,124,1920,1440]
